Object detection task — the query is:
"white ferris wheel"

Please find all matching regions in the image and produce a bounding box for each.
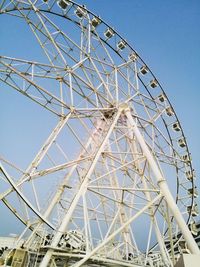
[0,1,199,266]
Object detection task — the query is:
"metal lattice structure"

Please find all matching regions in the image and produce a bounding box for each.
[0,1,199,266]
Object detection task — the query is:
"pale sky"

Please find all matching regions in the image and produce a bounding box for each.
[0,0,200,235]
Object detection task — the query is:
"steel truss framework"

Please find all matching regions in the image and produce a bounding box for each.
[0,0,199,266]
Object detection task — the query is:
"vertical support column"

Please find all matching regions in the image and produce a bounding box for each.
[125,107,200,255]
[126,118,171,265]
[114,66,119,103]
[68,71,74,107]
[59,78,64,116]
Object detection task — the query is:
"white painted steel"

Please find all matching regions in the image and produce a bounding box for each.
[125,108,200,255]
[0,1,199,266]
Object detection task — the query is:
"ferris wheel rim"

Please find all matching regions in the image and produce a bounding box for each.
[0,0,195,208]
[0,1,198,263]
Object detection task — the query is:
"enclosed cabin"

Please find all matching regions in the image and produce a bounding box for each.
[165,106,174,116]
[185,170,194,181]
[150,79,158,88]
[188,186,198,198]
[158,94,166,103]
[117,40,126,50]
[172,122,181,132]
[129,52,137,62]
[189,221,198,236]
[178,138,186,148]
[187,203,199,217]
[182,154,191,163]
[75,6,87,18]
[104,28,114,39]
[57,0,70,9]
[140,65,148,75]
[91,16,101,28]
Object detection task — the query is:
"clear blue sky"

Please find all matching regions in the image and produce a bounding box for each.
[0,0,200,235]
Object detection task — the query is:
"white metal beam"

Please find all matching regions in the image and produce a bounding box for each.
[39,108,122,267]
[72,194,162,267]
[124,107,200,255]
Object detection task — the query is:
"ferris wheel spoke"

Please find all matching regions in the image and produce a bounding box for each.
[16,3,102,69]
[89,29,115,65]
[0,58,71,115]
[0,0,19,12]
[0,1,199,266]
[88,57,115,102]
[70,63,114,107]
[32,4,67,65]
[18,7,77,67]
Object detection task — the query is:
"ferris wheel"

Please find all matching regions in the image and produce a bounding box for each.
[0,0,199,266]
